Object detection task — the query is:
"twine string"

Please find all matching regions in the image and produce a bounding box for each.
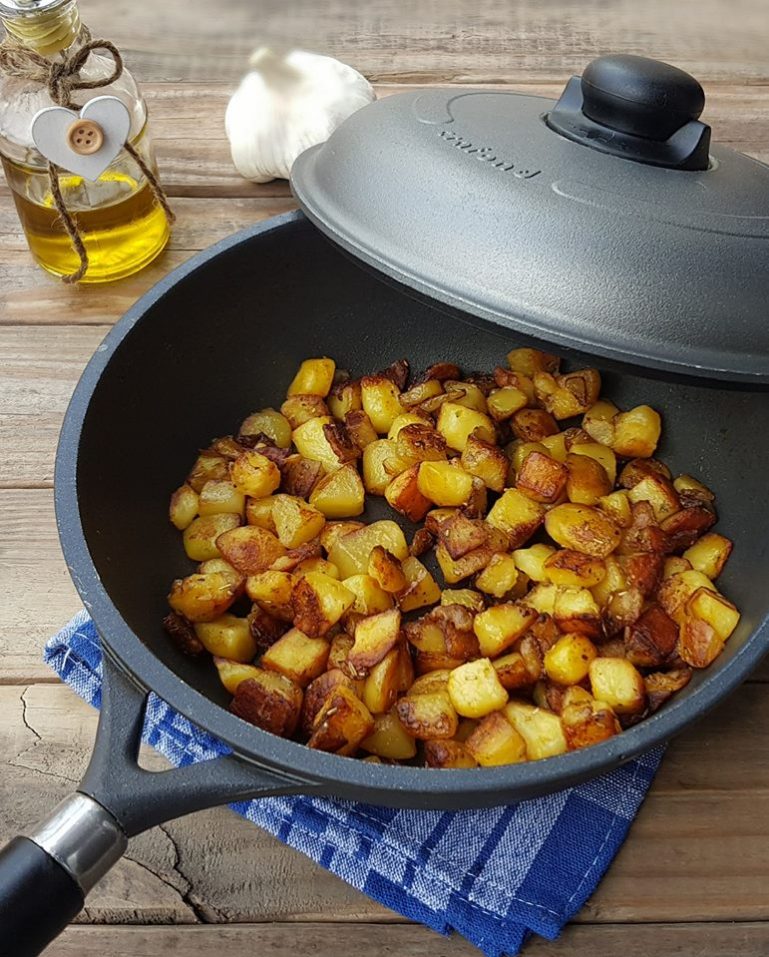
[0,28,174,283]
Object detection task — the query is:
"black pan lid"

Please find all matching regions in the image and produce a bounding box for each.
[291,55,769,387]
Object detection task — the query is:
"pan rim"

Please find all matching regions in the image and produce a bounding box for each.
[54,208,769,805]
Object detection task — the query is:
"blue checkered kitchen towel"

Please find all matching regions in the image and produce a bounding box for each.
[45,611,662,956]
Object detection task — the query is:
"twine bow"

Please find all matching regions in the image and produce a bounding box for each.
[0,28,175,283]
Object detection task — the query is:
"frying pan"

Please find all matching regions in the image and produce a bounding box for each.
[3,55,769,954]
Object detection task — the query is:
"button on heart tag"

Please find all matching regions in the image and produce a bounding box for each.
[31,95,131,182]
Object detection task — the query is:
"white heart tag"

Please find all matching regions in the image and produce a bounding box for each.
[31,96,131,182]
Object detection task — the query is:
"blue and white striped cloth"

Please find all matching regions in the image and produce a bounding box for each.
[45,611,662,957]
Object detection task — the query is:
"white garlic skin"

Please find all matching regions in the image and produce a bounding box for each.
[225,48,375,184]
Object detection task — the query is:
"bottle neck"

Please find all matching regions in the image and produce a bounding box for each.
[1,0,81,57]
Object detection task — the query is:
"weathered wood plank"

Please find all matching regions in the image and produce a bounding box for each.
[1,682,768,926]
[42,921,769,957]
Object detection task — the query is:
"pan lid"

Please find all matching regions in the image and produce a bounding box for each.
[291,55,769,387]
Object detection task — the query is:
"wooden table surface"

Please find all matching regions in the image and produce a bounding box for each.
[2,2,768,954]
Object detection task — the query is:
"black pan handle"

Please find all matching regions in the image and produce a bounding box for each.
[0,651,313,955]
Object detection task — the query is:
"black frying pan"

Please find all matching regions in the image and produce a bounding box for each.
[2,211,768,957]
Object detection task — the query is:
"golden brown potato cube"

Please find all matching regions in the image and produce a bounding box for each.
[441,588,485,612]
[544,633,597,685]
[197,558,246,591]
[393,422,448,465]
[624,604,678,668]
[417,460,473,506]
[361,712,418,760]
[503,700,568,760]
[683,533,733,580]
[360,374,403,434]
[183,513,242,562]
[231,670,303,737]
[475,553,519,598]
[644,667,693,713]
[291,416,343,473]
[522,582,558,616]
[327,631,355,671]
[387,412,431,440]
[345,409,379,451]
[197,480,246,518]
[544,549,606,588]
[493,652,532,690]
[508,440,548,474]
[423,739,478,768]
[512,543,556,582]
[553,587,602,638]
[507,347,560,376]
[328,380,362,419]
[620,551,664,598]
[384,464,432,522]
[270,495,325,548]
[291,571,354,638]
[465,711,527,766]
[280,393,330,430]
[673,474,715,501]
[187,452,230,494]
[436,401,495,452]
[443,381,489,413]
[435,542,495,584]
[510,408,559,443]
[399,556,442,612]
[544,503,621,558]
[362,439,398,494]
[570,443,617,486]
[309,464,365,519]
[193,614,256,662]
[486,489,545,547]
[678,615,724,668]
[216,525,286,575]
[597,490,632,529]
[406,670,450,697]
[400,377,444,409]
[343,574,394,616]
[582,400,619,446]
[260,627,330,687]
[516,450,569,504]
[239,408,292,448]
[363,647,403,714]
[534,369,601,419]
[618,457,672,489]
[627,474,680,522]
[657,569,717,625]
[213,658,262,694]
[169,483,199,530]
[487,386,529,422]
[461,434,509,493]
[229,450,281,498]
[589,658,646,714]
[611,405,662,458]
[328,520,409,577]
[602,587,644,638]
[447,658,508,718]
[438,513,489,560]
[287,357,336,398]
[245,496,276,532]
[660,502,717,552]
[308,685,375,754]
[368,545,407,593]
[686,587,741,641]
[473,602,538,657]
[300,669,355,735]
[245,569,295,607]
[663,556,692,579]
[319,520,365,553]
[168,572,238,623]
[396,691,458,740]
[347,607,402,677]
[565,453,612,506]
[561,696,620,750]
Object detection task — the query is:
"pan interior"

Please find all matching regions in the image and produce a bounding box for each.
[74,216,769,736]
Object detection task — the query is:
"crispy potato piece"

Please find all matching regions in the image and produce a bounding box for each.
[434,541,494,584]
[247,605,290,653]
[582,400,619,446]
[245,495,276,531]
[343,574,394,616]
[308,464,365,519]
[239,409,292,448]
[597,490,632,529]
[384,464,432,522]
[493,652,532,690]
[441,588,485,612]
[663,556,692,579]
[475,553,519,598]
[544,633,597,685]
[387,412,431,440]
[361,712,418,759]
[534,369,601,419]
[673,474,715,501]
[345,409,379,451]
[187,452,230,494]
[461,434,509,492]
[620,552,664,597]
[644,667,693,713]
[292,416,349,472]
[260,627,330,687]
[436,401,496,451]
[358,374,402,435]
[678,615,724,668]
[627,474,680,522]
[565,452,612,506]
[347,607,402,677]
[522,582,559,616]
[183,513,242,562]
[216,525,286,575]
[507,347,560,376]
[417,460,473,506]
[438,513,489,560]
[328,520,408,577]
[213,657,262,694]
[400,378,443,408]
[163,612,204,656]
[508,440,548,474]
[465,712,527,766]
[553,587,602,638]
[516,450,569,504]
[396,691,459,740]
[362,439,398,494]
[602,586,644,637]
[611,406,662,458]
[229,450,282,498]
[687,587,741,641]
[512,543,556,583]
[410,527,435,557]
[619,457,672,489]
[544,550,606,588]
[169,483,199,530]
[589,658,646,714]
[308,685,375,754]
[246,569,295,606]
[545,503,621,558]
[319,520,365,553]
[301,669,356,735]
[570,442,618,486]
[279,456,321,500]
[368,545,407,593]
[391,423,448,468]
[287,358,335,397]
[661,501,717,552]
[624,604,678,668]
[231,670,303,737]
[270,495,326,548]
[328,380,362,419]
[683,533,733,580]
[447,658,508,718]
[473,602,538,657]
[363,648,403,714]
[658,569,717,624]
[487,386,529,422]
[424,739,478,768]
[193,614,256,662]
[561,696,620,750]
[399,556,442,612]
[405,605,479,661]
[486,489,545,547]
[510,408,559,443]
[280,394,330,430]
[493,366,536,402]
[291,571,355,638]
[618,501,671,555]
[442,380,489,413]
[504,700,568,760]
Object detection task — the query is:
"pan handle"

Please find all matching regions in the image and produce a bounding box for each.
[0,653,312,956]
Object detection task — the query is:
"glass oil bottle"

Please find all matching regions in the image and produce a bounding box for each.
[0,0,171,282]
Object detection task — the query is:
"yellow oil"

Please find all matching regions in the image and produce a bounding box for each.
[3,161,171,283]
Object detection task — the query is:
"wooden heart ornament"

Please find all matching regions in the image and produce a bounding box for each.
[31,96,131,181]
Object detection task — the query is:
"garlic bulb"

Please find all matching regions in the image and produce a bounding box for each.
[225,47,375,184]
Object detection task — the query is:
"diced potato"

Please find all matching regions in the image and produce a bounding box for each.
[245,569,295,605]
[168,572,238,623]
[347,607,402,677]
[565,452,612,506]
[582,400,619,446]
[598,490,632,528]
[399,555,442,612]
[388,423,448,474]
[436,401,495,451]
[475,553,519,598]
[362,439,398,494]
[461,434,509,492]
[292,571,355,638]
[473,602,538,657]
[487,386,529,421]
[194,614,256,662]
[522,582,558,616]
[417,460,473,506]
[687,587,741,641]
[261,627,330,687]
[387,412,429,440]
[245,496,276,531]
[368,545,407,593]
[197,480,246,518]
[408,669,452,696]
[683,533,733,580]
[544,503,621,558]
[239,408,292,448]
[385,464,432,522]
[361,712,418,759]
[544,633,597,685]
[345,410,379,450]
[447,658,508,718]
[363,648,403,713]
[441,588,485,612]
[663,556,692,579]
[270,495,325,548]
[544,550,606,588]
[570,443,617,486]
[437,513,488,560]
[319,520,365,553]
[512,543,556,582]
[658,569,717,625]
[504,700,567,760]
[660,502,717,551]
[280,393,330,429]
[627,474,680,522]
[424,739,478,768]
[343,574,394,616]
[187,452,229,493]
[644,667,693,713]
[308,685,375,754]
[294,557,339,580]
[508,440,548,474]
[618,457,671,489]
[673,474,715,501]
[287,357,336,397]
[231,670,303,737]
[507,347,560,377]
[229,450,281,498]
[213,658,262,694]
[198,558,245,590]
[561,696,620,750]
[443,381,488,413]
[216,525,286,574]
[183,513,242,562]
[589,658,646,714]
[516,451,569,504]
[361,374,403,433]
[396,691,458,740]
[292,416,347,473]
[493,652,532,690]
[465,712,527,766]
[328,520,409,577]
[511,408,559,443]
[590,556,627,605]
[309,464,365,518]
[169,483,199,530]
[534,369,601,419]
[612,406,662,458]
[553,587,602,638]
[328,380,362,419]
[486,489,545,547]
[624,604,678,667]
[678,615,724,668]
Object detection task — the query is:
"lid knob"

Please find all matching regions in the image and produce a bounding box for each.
[547,54,711,170]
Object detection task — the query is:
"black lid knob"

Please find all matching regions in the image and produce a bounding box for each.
[581,54,705,141]
[547,54,711,171]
